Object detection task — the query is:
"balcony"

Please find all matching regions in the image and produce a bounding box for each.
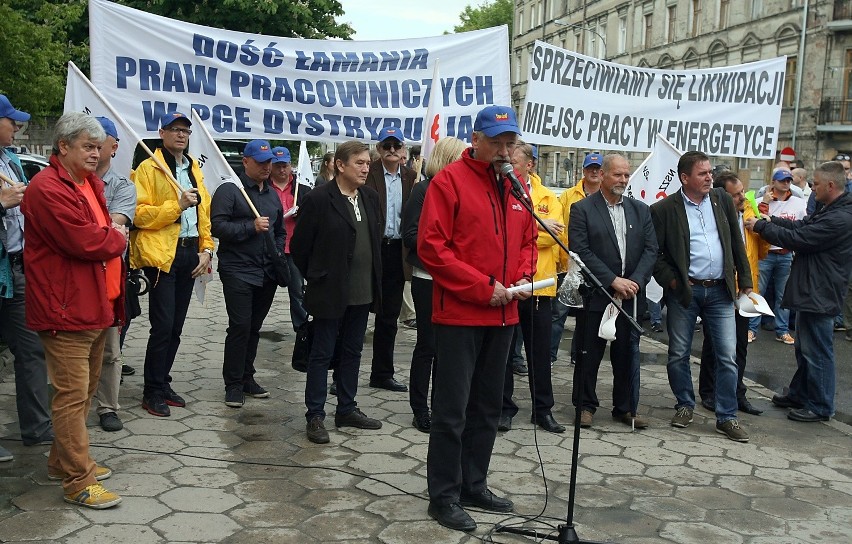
[828,1,852,31]
[818,97,852,132]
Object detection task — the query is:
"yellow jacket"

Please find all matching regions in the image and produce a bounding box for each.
[557,178,592,271]
[742,205,768,292]
[529,173,563,296]
[130,148,214,273]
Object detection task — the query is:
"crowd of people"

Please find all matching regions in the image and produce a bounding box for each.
[1,95,851,529]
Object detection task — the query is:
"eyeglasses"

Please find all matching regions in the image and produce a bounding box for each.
[835,154,850,161]
[165,127,192,136]
[381,141,403,151]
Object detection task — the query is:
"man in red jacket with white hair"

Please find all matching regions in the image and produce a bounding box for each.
[418,105,536,532]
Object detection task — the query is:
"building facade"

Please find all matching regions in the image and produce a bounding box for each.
[513,0,852,188]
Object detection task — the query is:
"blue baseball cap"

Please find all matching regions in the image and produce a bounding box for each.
[530,145,539,160]
[244,140,275,162]
[159,111,191,129]
[271,147,291,163]
[772,168,793,182]
[583,152,603,168]
[96,116,119,141]
[378,126,403,143]
[473,105,521,138]
[0,95,30,123]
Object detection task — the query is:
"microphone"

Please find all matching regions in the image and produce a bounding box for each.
[500,163,529,201]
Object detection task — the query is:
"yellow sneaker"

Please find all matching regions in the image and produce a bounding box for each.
[48,465,112,481]
[64,483,122,509]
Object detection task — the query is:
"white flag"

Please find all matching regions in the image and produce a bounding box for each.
[421,60,442,163]
[189,109,239,196]
[63,61,137,177]
[626,133,683,206]
[295,141,315,188]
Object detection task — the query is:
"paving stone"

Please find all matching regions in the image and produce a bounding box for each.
[224,527,317,543]
[791,486,852,508]
[0,510,89,541]
[229,501,313,527]
[113,434,187,452]
[169,466,240,488]
[106,453,183,475]
[300,510,385,541]
[717,475,787,497]
[300,488,375,513]
[152,512,241,541]
[63,524,164,544]
[365,494,428,521]
[103,473,174,497]
[623,445,686,466]
[11,483,67,511]
[348,452,420,474]
[752,497,828,520]
[644,464,715,486]
[787,519,852,543]
[232,479,306,503]
[377,520,471,544]
[687,455,753,475]
[753,467,824,488]
[706,508,787,536]
[658,521,744,544]
[631,496,706,521]
[581,455,646,475]
[78,496,170,525]
[159,486,243,513]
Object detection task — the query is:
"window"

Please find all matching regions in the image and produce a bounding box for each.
[644,13,653,48]
[783,56,796,107]
[515,50,522,84]
[708,42,727,66]
[598,21,607,58]
[752,0,762,19]
[575,31,581,53]
[529,4,535,30]
[518,8,524,35]
[719,0,730,28]
[667,5,677,43]
[618,15,627,54]
[691,0,702,37]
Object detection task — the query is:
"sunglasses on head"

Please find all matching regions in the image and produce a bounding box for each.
[381,141,403,151]
[835,154,851,161]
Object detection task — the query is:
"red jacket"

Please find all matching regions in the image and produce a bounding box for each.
[418,148,537,326]
[22,155,127,331]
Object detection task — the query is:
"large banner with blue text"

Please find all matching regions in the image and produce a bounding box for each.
[89,0,510,144]
[521,41,785,159]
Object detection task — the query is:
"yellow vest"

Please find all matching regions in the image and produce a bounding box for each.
[529,173,563,296]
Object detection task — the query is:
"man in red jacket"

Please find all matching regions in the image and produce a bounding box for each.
[418,105,536,532]
[22,113,128,509]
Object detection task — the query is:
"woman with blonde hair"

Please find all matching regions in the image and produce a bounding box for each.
[402,136,468,432]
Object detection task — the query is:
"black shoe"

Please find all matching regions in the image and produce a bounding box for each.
[651,322,663,333]
[497,415,512,432]
[142,395,170,417]
[772,394,803,409]
[428,502,476,532]
[99,412,123,432]
[22,430,54,446]
[291,359,307,372]
[412,412,431,433]
[369,377,408,392]
[459,488,514,513]
[225,386,244,408]
[243,379,270,398]
[334,408,382,429]
[512,362,528,376]
[834,322,847,332]
[329,382,337,396]
[531,413,565,433]
[787,408,830,422]
[738,399,763,415]
[121,364,135,376]
[306,416,330,444]
[700,398,715,412]
[163,387,186,408]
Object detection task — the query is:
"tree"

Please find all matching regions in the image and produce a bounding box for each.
[1,0,354,116]
[453,0,512,36]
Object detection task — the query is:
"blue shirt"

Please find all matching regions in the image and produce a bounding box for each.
[383,165,402,239]
[681,190,724,280]
[0,149,26,253]
[176,157,199,238]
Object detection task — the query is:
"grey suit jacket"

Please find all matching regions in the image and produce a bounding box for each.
[569,191,658,313]
[650,188,752,308]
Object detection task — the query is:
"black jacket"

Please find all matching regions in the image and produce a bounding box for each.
[211,174,285,286]
[402,177,430,270]
[755,191,852,315]
[290,180,384,319]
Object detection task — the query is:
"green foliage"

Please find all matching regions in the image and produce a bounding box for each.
[453,0,512,36]
[0,0,353,116]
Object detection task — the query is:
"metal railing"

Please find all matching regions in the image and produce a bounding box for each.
[836,0,852,20]
[820,97,852,124]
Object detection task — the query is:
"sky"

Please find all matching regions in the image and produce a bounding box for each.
[336,0,466,40]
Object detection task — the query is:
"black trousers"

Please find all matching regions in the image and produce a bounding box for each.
[427,324,513,504]
[220,272,278,389]
[572,309,635,416]
[409,276,436,415]
[699,312,749,403]
[143,243,198,398]
[370,239,405,381]
[502,296,555,418]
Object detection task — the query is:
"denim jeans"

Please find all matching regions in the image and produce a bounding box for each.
[788,312,835,418]
[648,299,662,325]
[749,251,793,336]
[665,285,738,422]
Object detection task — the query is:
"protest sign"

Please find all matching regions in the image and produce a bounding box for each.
[521,41,785,159]
[626,133,683,206]
[89,0,509,144]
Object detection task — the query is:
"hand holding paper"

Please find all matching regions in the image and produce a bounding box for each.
[506,277,556,295]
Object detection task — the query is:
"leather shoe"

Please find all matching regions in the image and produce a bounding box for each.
[579,410,593,428]
[459,488,513,513]
[700,398,715,412]
[531,413,565,433]
[787,408,830,422]
[428,502,476,532]
[497,415,512,432]
[738,399,763,415]
[772,394,803,409]
[369,377,408,392]
[613,412,649,429]
[512,362,528,376]
[412,412,431,433]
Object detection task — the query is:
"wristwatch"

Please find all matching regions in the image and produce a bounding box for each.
[203,248,214,257]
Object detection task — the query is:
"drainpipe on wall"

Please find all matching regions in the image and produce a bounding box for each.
[791,0,809,151]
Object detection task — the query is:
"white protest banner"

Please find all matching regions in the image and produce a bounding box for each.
[64,61,139,177]
[521,41,785,159]
[190,109,239,196]
[421,60,442,162]
[89,0,509,144]
[295,141,315,189]
[626,133,683,206]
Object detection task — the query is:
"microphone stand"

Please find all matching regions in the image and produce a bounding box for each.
[495,183,642,544]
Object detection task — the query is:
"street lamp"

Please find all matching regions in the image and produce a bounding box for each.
[554,19,607,59]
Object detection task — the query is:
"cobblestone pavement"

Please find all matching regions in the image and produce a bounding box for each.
[1,277,851,543]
